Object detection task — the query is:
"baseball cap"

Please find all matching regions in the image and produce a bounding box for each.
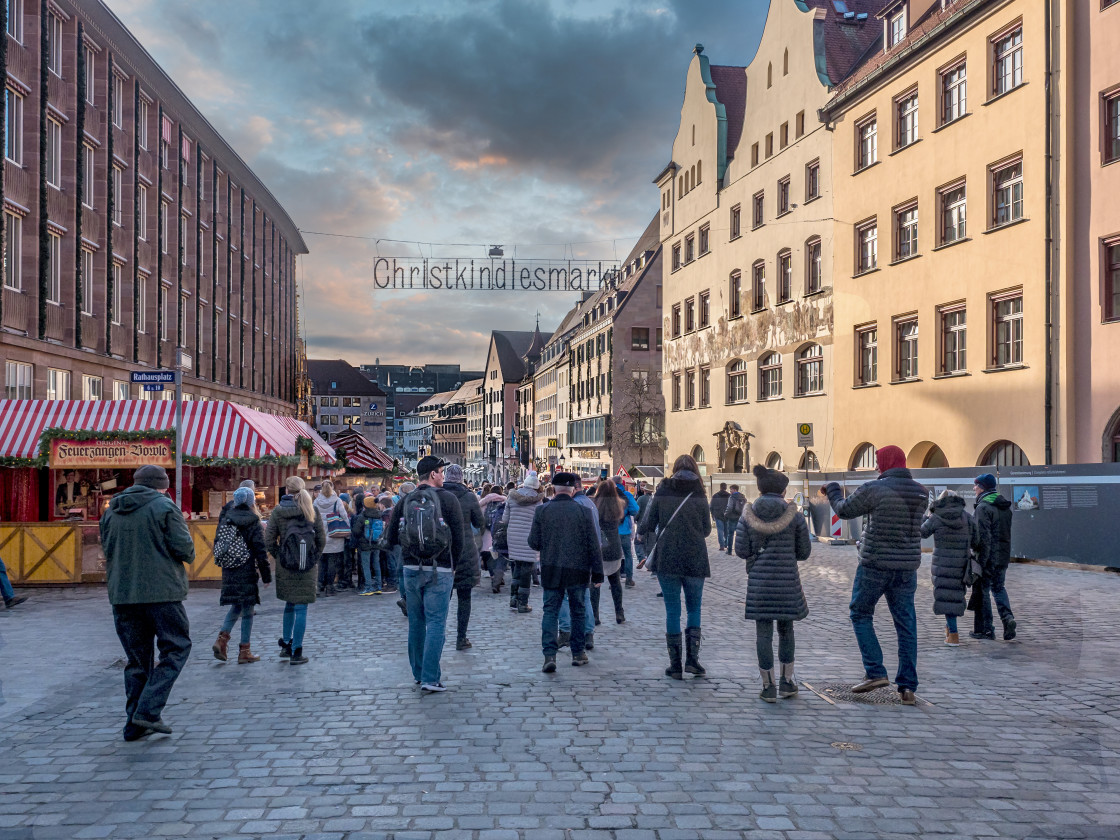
[417,455,450,476]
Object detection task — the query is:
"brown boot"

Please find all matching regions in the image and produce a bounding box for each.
[237,643,260,664]
[212,631,231,662]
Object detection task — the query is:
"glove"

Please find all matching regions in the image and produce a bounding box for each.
[823,481,841,496]
[591,573,604,585]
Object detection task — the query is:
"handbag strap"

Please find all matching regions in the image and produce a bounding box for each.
[646,492,695,557]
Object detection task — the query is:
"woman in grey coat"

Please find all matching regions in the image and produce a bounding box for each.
[735,465,811,702]
[501,472,544,613]
[920,490,980,647]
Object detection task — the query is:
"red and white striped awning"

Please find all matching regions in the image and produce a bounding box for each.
[0,400,334,463]
[328,430,394,471]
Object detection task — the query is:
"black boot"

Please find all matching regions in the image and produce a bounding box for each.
[509,580,519,610]
[277,637,292,659]
[685,627,706,676]
[609,576,624,623]
[590,585,601,626]
[289,647,308,665]
[665,633,683,679]
[557,630,571,649]
[516,589,532,613]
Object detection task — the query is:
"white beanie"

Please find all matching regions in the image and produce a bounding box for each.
[521,471,540,490]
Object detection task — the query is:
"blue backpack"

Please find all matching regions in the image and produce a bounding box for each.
[364,515,384,544]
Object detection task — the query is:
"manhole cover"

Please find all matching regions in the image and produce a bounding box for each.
[808,680,928,706]
[830,741,863,751]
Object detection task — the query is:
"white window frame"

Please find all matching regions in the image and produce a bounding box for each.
[941,61,967,125]
[138,185,148,240]
[82,375,102,401]
[46,232,61,303]
[111,262,122,325]
[895,90,919,149]
[138,98,149,150]
[857,115,877,170]
[896,318,919,380]
[992,26,1023,96]
[759,353,782,400]
[5,87,23,166]
[113,380,129,400]
[80,248,94,316]
[992,292,1023,367]
[940,181,967,244]
[5,360,32,399]
[113,74,124,128]
[46,118,62,188]
[178,292,187,348]
[84,44,96,104]
[777,249,792,303]
[46,367,70,401]
[47,12,63,77]
[940,306,967,373]
[82,144,95,208]
[112,166,122,226]
[7,0,23,43]
[137,274,147,334]
[806,159,820,201]
[727,359,748,404]
[4,211,21,292]
[796,344,824,395]
[806,237,822,294]
[161,202,169,254]
[857,220,878,273]
[181,215,188,265]
[887,9,906,48]
[991,158,1024,227]
[895,202,919,260]
[857,325,878,385]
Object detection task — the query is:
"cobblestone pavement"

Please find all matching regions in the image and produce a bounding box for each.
[1,536,1118,840]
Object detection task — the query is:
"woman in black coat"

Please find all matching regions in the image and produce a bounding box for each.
[637,454,711,679]
[212,487,270,664]
[735,465,811,702]
[442,465,484,650]
[920,490,979,647]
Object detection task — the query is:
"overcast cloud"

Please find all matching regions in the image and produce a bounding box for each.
[108,0,767,365]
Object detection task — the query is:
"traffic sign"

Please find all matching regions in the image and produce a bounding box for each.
[797,422,814,448]
[616,465,632,481]
[131,370,177,385]
[143,384,164,392]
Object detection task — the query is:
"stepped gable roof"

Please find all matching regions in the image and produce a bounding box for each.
[492,330,538,382]
[797,0,886,87]
[829,0,983,98]
[709,65,747,160]
[307,360,386,397]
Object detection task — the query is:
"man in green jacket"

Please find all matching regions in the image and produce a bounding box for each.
[100,465,195,741]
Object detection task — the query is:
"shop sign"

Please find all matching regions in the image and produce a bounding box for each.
[49,437,174,469]
[576,449,601,459]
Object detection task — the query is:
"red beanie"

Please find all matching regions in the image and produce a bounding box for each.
[876,445,907,473]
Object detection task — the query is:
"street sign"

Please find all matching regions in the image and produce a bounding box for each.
[797,422,814,448]
[143,384,164,392]
[617,465,632,481]
[131,371,177,385]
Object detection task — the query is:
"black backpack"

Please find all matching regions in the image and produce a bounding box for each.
[278,514,321,572]
[398,487,451,561]
[213,518,250,569]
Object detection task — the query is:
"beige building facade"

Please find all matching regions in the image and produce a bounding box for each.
[658,1,880,476]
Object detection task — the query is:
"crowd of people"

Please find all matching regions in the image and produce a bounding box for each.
[93,444,1020,740]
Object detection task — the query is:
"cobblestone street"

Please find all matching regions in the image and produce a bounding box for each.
[1,537,1118,840]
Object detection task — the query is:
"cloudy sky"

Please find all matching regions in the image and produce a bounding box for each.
[109,0,767,365]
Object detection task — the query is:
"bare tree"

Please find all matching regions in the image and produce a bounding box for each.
[612,364,666,468]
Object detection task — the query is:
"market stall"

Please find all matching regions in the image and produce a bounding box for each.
[327,429,396,497]
[0,399,338,584]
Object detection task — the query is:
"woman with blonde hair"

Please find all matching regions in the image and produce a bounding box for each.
[266,475,325,664]
[314,479,350,595]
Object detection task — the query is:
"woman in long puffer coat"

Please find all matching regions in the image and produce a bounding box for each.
[501,473,544,613]
[920,489,980,647]
[211,486,270,664]
[734,465,811,702]
[313,480,350,596]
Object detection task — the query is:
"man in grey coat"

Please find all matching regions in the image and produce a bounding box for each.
[100,465,195,740]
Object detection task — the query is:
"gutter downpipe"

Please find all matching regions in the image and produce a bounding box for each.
[1044,0,1054,465]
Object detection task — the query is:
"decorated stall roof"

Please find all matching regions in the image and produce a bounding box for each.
[0,400,336,466]
[328,429,395,472]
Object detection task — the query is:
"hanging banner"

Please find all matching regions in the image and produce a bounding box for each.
[49,437,174,469]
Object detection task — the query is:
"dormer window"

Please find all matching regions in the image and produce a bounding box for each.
[887,6,906,48]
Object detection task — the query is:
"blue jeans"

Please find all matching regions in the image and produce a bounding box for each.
[360,550,382,591]
[715,519,729,550]
[220,604,254,644]
[387,546,402,587]
[402,566,454,684]
[620,534,635,581]
[112,602,192,735]
[977,565,1014,635]
[658,574,704,634]
[849,566,918,691]
[0,557,15,601]
[543,586,588,655]
[558,586,595,634]
[945,615,958,633]
[634,537,647,567]
[725,518,738,553]
[282,602,308,650]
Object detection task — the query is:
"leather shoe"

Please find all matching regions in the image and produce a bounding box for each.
[899,689,916,705]
[130,715,172,735]
[851,677,889,693]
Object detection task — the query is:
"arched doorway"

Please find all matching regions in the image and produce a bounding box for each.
[731,448,745,473]
[979,440,1030,467]
[850,442,876,470]
[1104,407,1120,462]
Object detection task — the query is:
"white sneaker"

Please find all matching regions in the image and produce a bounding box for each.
[420,682,446,693]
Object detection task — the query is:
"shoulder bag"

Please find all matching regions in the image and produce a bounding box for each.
[640,492,694,575]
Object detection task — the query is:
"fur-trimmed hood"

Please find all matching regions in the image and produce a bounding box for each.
[742,495,800,535]
[508,487,544,506]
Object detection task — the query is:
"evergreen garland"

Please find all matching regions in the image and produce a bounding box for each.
[37,0,48,340]
[105,51,115,355]
[0,0,6,329]
[74,22,86,348]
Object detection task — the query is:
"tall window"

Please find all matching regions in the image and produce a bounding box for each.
[181,215,188,265]
[993,293,1023,366]
[759,352,782,399]
[777,176,790,214]
[777,250,792,303]
[113,74,123,128]
[631,327,649,350]
[161,202,169,253]
[1105,92,1120,164]
[82,145,95,208]
[46,368,70,400]
[671,243,681,270]
[942,62,967,124]
[993,27,1023,96]
[114,381,129,400]
[896,318,919,380]
[178,292,187,348]
[671,303,681,338]
[111,262,122,325]
[765,132,773,157]
[806,237,822,294]
[7,0,23,42]
[4,211,20,291]
[941,307,967,373]
[84,45,96,104]
[992,160,1023,226]
[806,160,820,201]
[857,220,878,273]
[5,361,31,398]
[940,182,967,244]
[796,110,805,138]
[699,290,710,328]
[752,191,764,228]
[82,375,103,400]
[112,166,122,226]
[727,359,748,403]
[796,344,823,395]
[896,91,919,148]
[1106,241,1120,322]
[699,223,710,255]
[888,9,906,47]
[684,233,695,263]
[857,326,878,385]
[5,88,23,165]
[80,249,94,316]
[139,99,149,149]
[46,233,61,303]
[857,115,877,170]
[46,118,61,187]
[47,13,62,76]
[672,372,681,411]
[895,203,918,259]
[729,271,742,318]
[751,261,766,311]
[137,275,147,333]
[730,204,741,238]
[699,366,710,407]
[751,143,759,167]
[684,369,696,409]
[684,296,695,332]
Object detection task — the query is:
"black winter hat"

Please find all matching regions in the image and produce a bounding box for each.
[551,472,581,487]
[134,464,170,490]
[753,463,788,496]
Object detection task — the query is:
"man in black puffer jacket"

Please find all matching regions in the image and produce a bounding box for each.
[972,473,1016,641]
[824,445,927,704]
